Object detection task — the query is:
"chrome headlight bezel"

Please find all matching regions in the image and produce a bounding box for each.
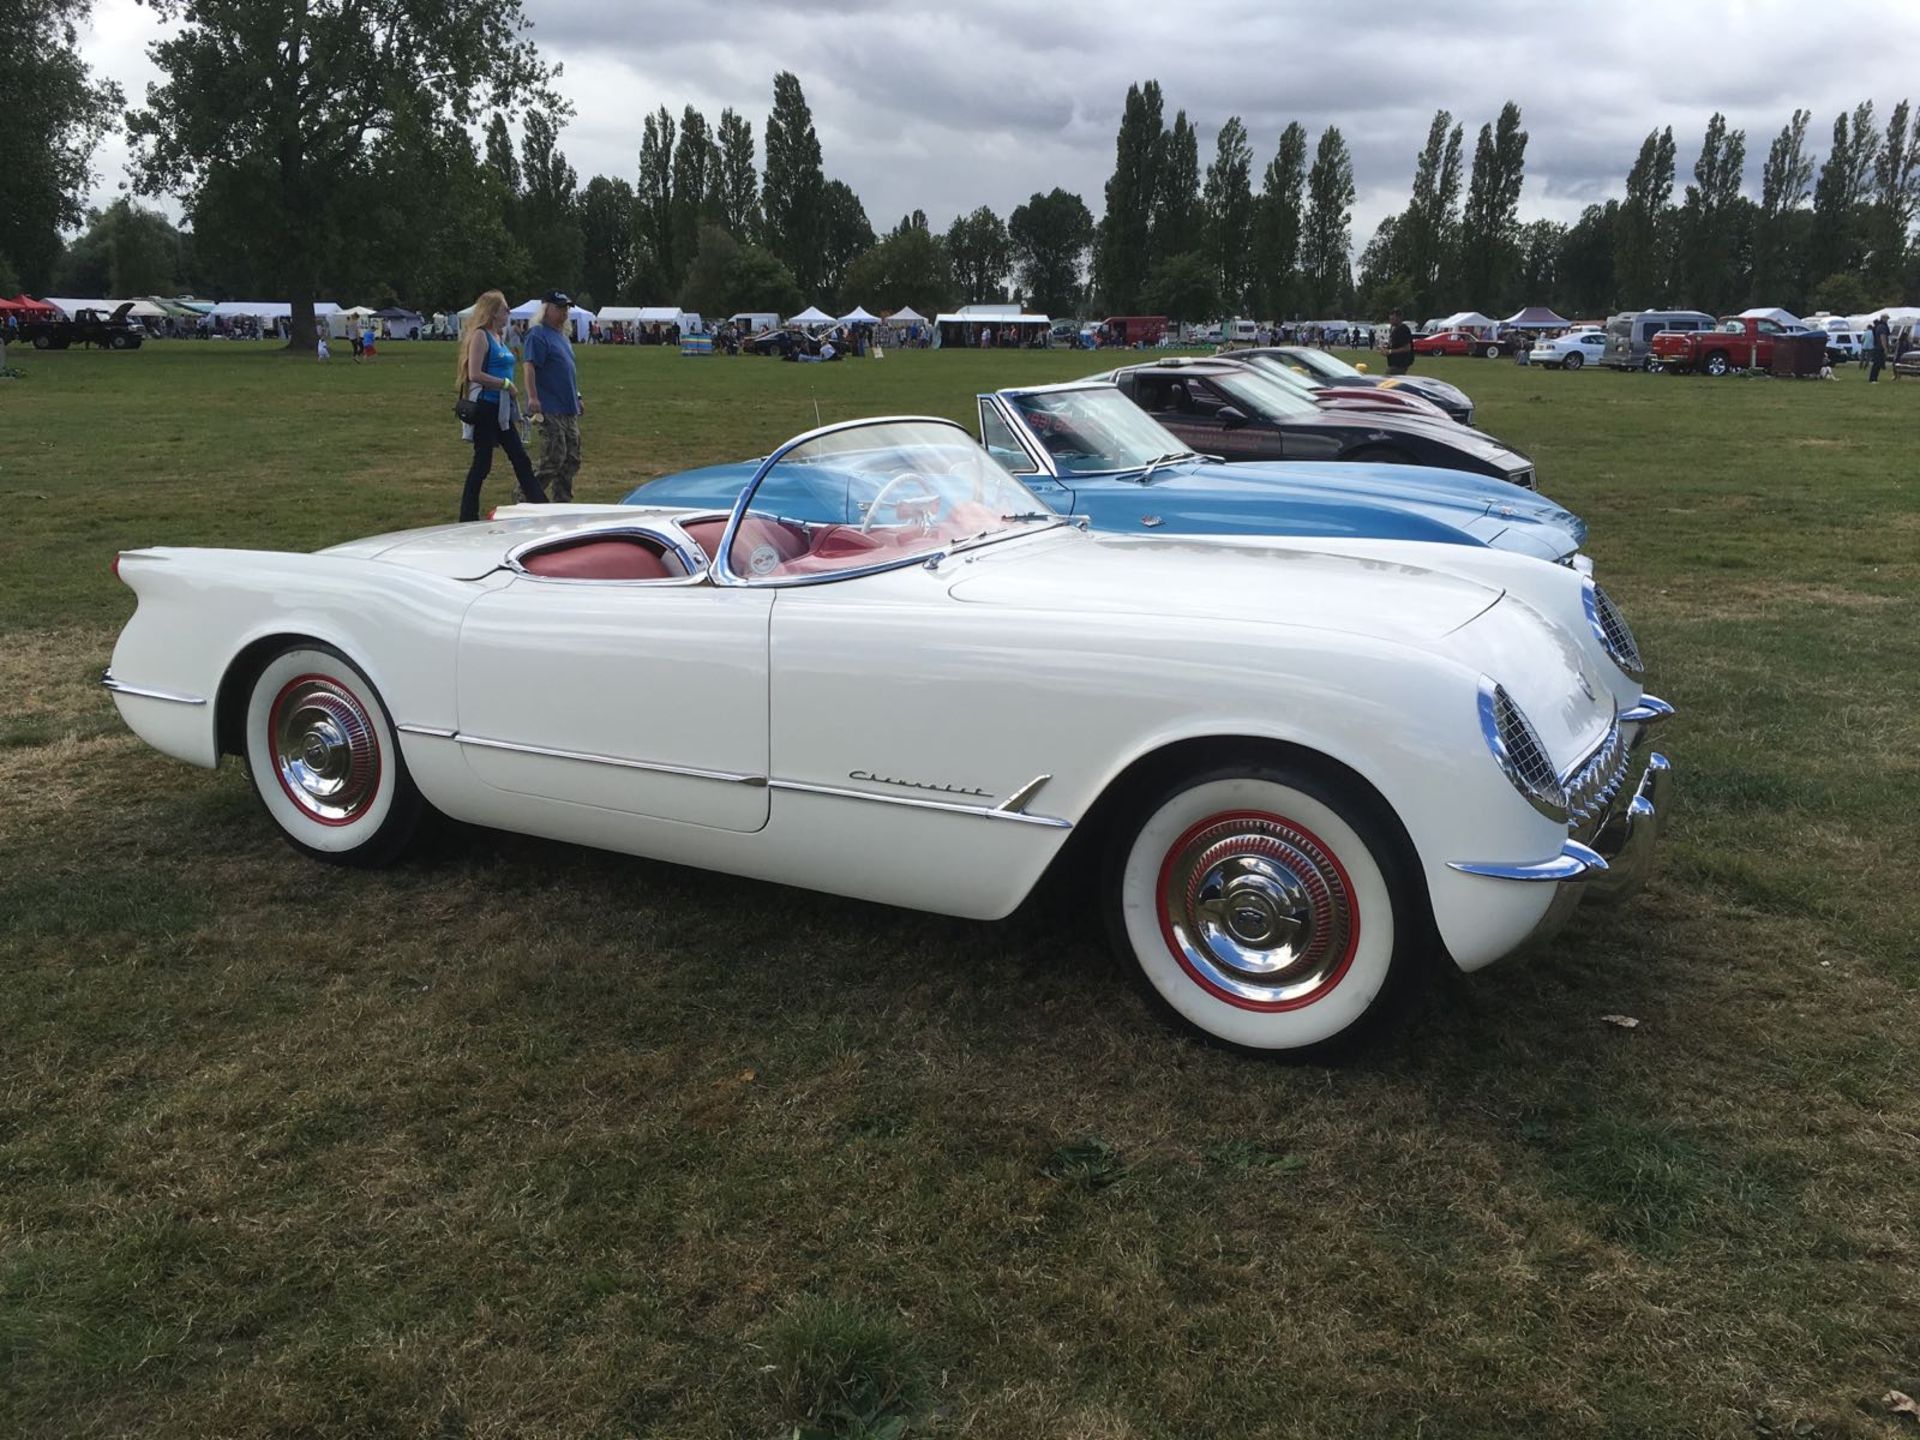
[1582,576,1645,676]
[1477,677,1570,823]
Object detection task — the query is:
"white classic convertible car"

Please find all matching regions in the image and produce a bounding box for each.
[105,417,1673,1055]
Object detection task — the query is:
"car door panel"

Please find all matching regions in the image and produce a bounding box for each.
[455,581,773,831]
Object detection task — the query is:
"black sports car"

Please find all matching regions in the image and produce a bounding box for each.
[1105,361,1535,487]
[1233,345,1476,425]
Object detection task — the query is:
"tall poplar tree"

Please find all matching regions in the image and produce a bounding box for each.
[1755,109,1814,305]
[1457,102,1528,308]
[670,105,719,282]
[1009,188,1095,315]
[1300,125,1355,315]
[1399,110,1464,314]
[1253,121,1308,318]
[635,106,677,289]
[1614,126,1677,304]
[1677,112,1747,313]
[763,71,827,294]
[1202,116,1256,311]
[1096,80,1164,312]
[716,108,760,241]
[1153,110,1201,257]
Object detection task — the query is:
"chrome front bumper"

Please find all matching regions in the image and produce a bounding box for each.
[1448,697,1675,945]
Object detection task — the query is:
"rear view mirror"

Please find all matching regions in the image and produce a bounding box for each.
[1217,406,1249,428]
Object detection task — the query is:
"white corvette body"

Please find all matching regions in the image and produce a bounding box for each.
[105,419,1673,988]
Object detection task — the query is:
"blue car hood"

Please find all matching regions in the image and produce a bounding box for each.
[623,456,1585,562]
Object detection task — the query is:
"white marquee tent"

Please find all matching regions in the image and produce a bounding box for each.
[786,305,835,327]
[884,306,926,327]
[839,305,879,324]
[1437,310,1498,331]
[508,296,595,341]
[1738,306,1803,328]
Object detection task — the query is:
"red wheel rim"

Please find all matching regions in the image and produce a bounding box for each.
[268,673,382,826]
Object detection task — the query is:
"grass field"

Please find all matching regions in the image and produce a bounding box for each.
[2,340,1918,1439]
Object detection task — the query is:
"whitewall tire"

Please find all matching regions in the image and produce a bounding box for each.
[243,645,423,866]
[1105,765,1422,1054]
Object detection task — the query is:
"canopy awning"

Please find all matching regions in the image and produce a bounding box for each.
[934,312,1050,326]
[884,306,926,324]
[1739,306,1802,327]
[597,306,682,324]
[839,305,879,324]
[1502,306,1570,329]
[1,294,59,315]
[786,305,834,325]
[1438,310,1497,330]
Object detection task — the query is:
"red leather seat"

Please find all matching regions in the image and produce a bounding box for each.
[520,538,680,580]
[681,518,730,561]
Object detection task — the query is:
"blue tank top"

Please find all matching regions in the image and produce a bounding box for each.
[477,331,514,390]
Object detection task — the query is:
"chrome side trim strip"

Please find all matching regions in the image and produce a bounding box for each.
[453,732,768,787]
[100,669,207,706]
[1620,695,1675,727]
[1448,839,1609,883]
[769,777,1073,829]
[395,723,457,739]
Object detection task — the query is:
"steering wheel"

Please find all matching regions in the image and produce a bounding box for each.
[860,472,943,533]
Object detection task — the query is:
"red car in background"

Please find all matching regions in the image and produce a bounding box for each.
[1411,329,1476,357]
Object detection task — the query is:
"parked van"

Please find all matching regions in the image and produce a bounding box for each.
[1602,309,1716,370]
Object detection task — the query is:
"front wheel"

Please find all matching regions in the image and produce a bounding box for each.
[1562,352,1584,371]
[243,644,425,866]
[1703,351,1730,377]
[1482,344,1501,359]
[1103,764,1426,1055]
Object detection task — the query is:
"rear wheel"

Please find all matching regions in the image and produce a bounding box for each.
[1703,350,1730,377]
[1562,351,1584,371]
[1103,762,1425,1055]
[31,334,50,350]
[242,644,424,866]
[1482,343,1501,359]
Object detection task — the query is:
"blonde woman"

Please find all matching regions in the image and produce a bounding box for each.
[457,290,546,520]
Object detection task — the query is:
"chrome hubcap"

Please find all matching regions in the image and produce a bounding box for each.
[1159,814,1355,1007]
[271,677,379,823]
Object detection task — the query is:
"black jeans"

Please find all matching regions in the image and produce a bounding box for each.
[1868,349,1885,382]
[461,402,546,520]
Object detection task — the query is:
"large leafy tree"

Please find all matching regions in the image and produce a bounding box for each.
[946,205,1011,301]
[1299,125,1355,315]
[819,179,874,305]
[1202,117,1255,311]
[1095,80,1164,312]
[127,0,560,348]
[635,106,677,291]
[1557,201,1617,316]
[1457,102,1528,309]
[1253,121,1308,318]
[577,175,636,308]
[53,197,186,297]
[763,70,827,293]
[1009,188,1094,316]
[3,0,123,292]
[1809,102,1880,286]
[1866,101,1920,298]
[682,224,802,320]
[841,224,955,316]
[1614,126,1676,304]
[1142,249,1217,323]
[670,105,720,281]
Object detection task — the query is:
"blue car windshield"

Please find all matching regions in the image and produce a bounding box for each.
[1004,386,1195,473]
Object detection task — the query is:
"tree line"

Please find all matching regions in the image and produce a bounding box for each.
[7,0,1919,347]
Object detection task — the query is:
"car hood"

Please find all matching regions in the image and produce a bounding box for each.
[1110,458,1583,558]
[1384,374,1471,407]
[947,532,1503,644]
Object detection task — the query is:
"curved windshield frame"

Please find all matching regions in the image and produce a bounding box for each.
[1267,348,1363,381]
[716,417,1063,586]
[1003,385,1195,474]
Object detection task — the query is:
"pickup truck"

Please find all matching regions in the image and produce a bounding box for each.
[1649,315,1798,376]
[19,301,145,351]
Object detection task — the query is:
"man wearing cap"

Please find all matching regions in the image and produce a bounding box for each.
[522,290,583,502]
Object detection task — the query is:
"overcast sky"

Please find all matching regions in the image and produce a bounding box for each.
[80,0,1920,252]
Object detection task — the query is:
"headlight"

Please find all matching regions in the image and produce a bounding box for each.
[1478,678,1569,821]
[1583,577,1645,676]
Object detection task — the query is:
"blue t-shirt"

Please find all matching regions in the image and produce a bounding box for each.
[523,323,579,415]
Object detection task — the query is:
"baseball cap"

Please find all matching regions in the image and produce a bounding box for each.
[542,290,571,308]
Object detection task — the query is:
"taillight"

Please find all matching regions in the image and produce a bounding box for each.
[111,553,122,581]
[487,507,498,520]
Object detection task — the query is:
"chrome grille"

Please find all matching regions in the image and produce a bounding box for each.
[1590,583,1644,674]
[1483,682,1565,819]
[1562,715,1630,829]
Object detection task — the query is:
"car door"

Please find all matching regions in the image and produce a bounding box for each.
[454,570,773,831]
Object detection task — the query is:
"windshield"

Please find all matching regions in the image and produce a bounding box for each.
[725,419,1058,582]
[1004,386,1192,473]
[1209,367,1322,420]
[1273,348,1362,380]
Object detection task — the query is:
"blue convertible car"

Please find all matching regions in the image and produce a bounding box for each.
[625,380,1587,565]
